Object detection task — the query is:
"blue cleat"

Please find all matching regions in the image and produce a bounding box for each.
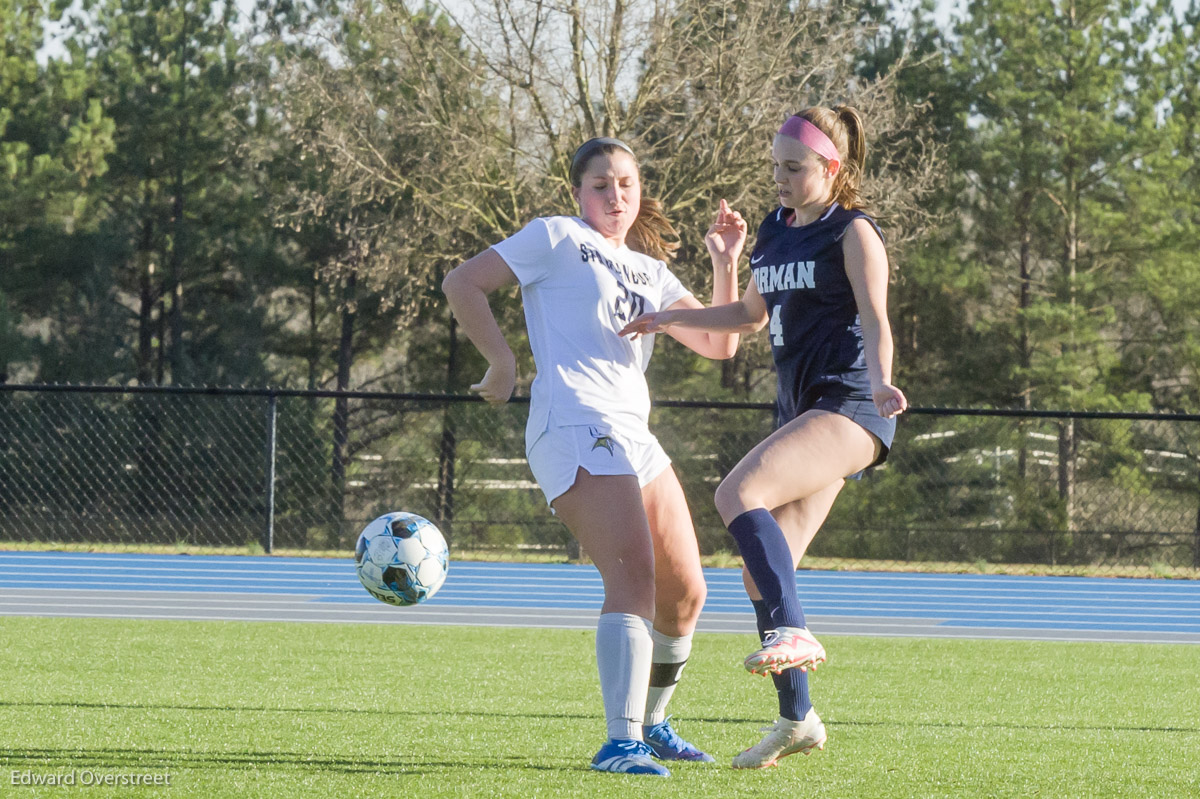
[643,718,715,762]
[589,738,671,776]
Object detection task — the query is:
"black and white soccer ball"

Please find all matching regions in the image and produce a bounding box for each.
[354,512,449,606]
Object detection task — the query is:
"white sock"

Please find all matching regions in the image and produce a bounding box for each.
[595,613,654,740]
[644,630,693,726]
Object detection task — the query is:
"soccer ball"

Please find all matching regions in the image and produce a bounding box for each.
[354,512,449,606]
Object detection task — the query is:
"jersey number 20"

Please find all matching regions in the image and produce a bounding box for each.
[613,283,647,324]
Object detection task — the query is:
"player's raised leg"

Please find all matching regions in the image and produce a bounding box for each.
[553,468,669,777]
[734,487,842,767]
[744,492,842,683]
[716,410,877,676]
[639,465,714,762]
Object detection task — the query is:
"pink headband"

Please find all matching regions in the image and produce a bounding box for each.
[778,116,840,173]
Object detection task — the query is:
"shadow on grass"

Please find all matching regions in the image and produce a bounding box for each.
[0,700,595,723]
[2,700,1196,735]
[0,746,569,775]
[695,715,1200,734]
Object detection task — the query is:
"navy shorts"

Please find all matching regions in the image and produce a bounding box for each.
[782,382,896,477]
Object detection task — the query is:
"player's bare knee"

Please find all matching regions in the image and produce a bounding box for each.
[714,477,754,524]
[713,478,736,520]
[679,579,706,622]
[666,570,705,613]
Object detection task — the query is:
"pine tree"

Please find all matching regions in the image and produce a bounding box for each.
[944,0,1192,531]
[0,0,115,382]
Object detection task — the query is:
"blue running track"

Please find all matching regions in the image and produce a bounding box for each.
[0,552,1197,644]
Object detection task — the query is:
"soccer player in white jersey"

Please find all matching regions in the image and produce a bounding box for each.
[442,137,746,776]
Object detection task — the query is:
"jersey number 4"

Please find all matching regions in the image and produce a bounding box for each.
[770,305,784,346]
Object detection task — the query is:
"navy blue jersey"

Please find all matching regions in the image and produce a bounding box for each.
[749,202,884,425]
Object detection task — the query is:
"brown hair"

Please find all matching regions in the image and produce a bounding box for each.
[569,140,681,262]
[798,105,868,211]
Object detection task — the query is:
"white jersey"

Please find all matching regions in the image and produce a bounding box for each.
[491,215,692,448]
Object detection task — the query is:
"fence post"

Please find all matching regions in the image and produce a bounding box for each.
[263,392,278,554]
[436,403,456,539]
[1193,478,1199,570]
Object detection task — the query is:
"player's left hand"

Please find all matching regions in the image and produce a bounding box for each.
[873,384,908,418]
[704,199,747,267]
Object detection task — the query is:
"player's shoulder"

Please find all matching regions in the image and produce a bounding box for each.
[833,207,884,245]
[752,207,790,248]
[536,214,580,230]
[624,244,667,273]
[495,216,588,271]
[536,215,587,240]
[757,207,790,232]
[831,203,875,222]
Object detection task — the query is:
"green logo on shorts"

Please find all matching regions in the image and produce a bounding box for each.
[591,435,616,455]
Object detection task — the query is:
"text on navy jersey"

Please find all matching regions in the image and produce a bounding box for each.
[752,261,816,294]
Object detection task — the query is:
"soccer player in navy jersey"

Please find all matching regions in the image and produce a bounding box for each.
[620,106,907,768]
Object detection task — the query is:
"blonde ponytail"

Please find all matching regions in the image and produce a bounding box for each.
[800,105,869,211]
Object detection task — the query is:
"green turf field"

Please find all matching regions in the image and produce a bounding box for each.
[0,617,1196,798]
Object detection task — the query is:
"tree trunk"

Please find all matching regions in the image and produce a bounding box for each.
[136,205,157,385]
[1017,187,1033,481]
[720,356,738,393]
[167,10,189,386]
[154,287,166,385]
[167,165,186,384]
[1057,417,1076,561]
[329,270,356,541]
[1194,462,1200,569]
[1060,133,1079,534]
[436,312,458,539]
[307,276,319,391]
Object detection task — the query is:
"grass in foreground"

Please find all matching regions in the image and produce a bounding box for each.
[0,617,1197,798]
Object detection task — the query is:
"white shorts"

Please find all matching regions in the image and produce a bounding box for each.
[526,424,672,506]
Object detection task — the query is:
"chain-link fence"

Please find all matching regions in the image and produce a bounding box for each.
[1,385,1197,576]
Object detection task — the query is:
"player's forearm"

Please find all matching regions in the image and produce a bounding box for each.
[671,300,764,334]
[701,259,741,356]
[441,274,516,370]
[859,315,895,389]
[709,257,739,306]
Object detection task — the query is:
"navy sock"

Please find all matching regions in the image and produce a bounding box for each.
[728,508,806,629]
[751,599,811,721]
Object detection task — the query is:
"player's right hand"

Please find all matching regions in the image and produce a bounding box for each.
[470,362,516,404]
[619,311,674,339]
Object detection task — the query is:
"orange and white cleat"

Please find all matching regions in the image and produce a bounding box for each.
[731,710,827,769]
[743,626,826,676]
